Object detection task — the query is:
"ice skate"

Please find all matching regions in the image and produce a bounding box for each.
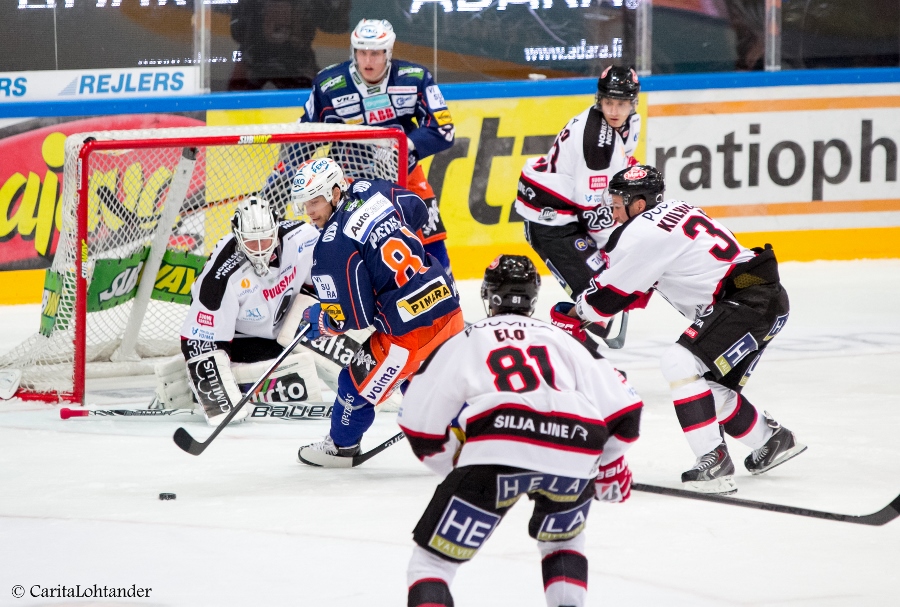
[298,434,360,468]
[681,443,737,494]
[744,413,807,475]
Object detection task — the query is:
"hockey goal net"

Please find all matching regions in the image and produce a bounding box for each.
[0,122,405,404]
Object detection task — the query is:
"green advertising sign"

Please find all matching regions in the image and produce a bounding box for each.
[39,269,64,336]
[87,248,207,313]
[153,250,206,305]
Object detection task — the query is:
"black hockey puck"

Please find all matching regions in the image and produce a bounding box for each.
[159,493,176,501]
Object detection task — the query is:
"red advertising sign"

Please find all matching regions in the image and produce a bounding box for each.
[0,114,205,271]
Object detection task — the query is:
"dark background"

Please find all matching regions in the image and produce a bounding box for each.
[0,1,896,91]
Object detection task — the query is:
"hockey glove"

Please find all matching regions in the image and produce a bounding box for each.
[624,289,653,312]
[550,302,589,344]
[594,456,632,503]
[303,303,343,341]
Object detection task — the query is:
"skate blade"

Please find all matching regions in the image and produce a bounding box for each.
[297,447,354,468]
[749,443,808,476]
[684,476,738,495]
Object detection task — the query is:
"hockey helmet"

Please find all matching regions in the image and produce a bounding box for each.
[481,255,541,317]
[350,19,396,79]
[232,196,278,277]
[596,65,640,106]
[608,165,665,211]
[290,157,348,217]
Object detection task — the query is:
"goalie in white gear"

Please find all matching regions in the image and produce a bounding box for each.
[399,255,643,607]
[169,196,324,425]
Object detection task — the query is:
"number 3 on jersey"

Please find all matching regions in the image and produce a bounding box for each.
[380,227,424,287]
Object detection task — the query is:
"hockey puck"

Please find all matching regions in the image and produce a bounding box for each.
[159,493,176,501]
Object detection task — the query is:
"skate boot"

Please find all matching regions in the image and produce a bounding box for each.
[744,413,807,475]
[681,443,737,494]
[298,434,361,468]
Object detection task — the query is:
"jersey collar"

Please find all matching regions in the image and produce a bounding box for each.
[350,63,389,97]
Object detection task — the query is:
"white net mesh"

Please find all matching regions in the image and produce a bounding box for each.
[0,123,401,400]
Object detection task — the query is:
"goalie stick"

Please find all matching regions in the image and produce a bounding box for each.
[60,402,335,421]
[173,322,310,456]
[632,483,900,526]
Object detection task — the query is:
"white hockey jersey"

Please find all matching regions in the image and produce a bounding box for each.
[398,315,643,479]
[180,221,319,345]
[515,107,640,248]
[576,201,756,324]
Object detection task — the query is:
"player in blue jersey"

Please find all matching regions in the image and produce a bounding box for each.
[289,157,465,467]
[297,18,456,279]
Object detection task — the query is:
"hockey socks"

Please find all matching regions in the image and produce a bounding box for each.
[329,368,377,448]
[714,386,772,450]
[540,537,588,607]
[407,546,458,607]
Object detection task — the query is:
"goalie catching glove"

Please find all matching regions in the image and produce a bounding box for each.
[303,302,344,341]
[594,456,632,503]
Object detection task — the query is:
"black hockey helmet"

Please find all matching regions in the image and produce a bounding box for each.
[608,165,665,211]
[596,65,640,103]
[481,254,541,317]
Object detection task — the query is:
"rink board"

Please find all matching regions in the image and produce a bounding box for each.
[1,70,898,303]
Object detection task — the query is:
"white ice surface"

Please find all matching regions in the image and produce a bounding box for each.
[2,260,899,606]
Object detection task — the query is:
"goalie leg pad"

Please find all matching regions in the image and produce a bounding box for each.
[154,355,195,410]
[186,350,246,426]
[232,351,323,404]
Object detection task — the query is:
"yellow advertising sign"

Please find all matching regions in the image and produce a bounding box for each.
[210,95,624,279]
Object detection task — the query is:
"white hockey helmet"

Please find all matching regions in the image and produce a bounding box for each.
[350,19,395,76]
[290,157,348,217]
[231,196,278,276]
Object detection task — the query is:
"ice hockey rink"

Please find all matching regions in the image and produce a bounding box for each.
[1,259,898,606]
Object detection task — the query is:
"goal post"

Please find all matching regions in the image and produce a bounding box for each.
[0,123,406,404]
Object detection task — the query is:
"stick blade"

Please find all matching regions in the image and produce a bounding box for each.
[859,494,900,526]
[173,427,204,455]
[351,432,405,467]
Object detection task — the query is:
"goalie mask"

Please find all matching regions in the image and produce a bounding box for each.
[481,255,541,317]
[291,158,348,218]
[608,165,666,212]
[350,19,395,82]
[232,196,278,277]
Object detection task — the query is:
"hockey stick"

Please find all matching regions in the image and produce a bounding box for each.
[601,311,629,349]
[61,402,335,421]
[352,431,406,467]
[62,407,199,420]
[632,483,900,526]
[173,322,310,456]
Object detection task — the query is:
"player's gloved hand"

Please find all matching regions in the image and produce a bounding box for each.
[594,456,632,503]
[302,303,342,341]
[624,289,653,311]
[407,148,420,173]
[550,302,589,343]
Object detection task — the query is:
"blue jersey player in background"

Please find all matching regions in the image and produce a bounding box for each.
[289,158,464,467]
[297,18,456,281]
